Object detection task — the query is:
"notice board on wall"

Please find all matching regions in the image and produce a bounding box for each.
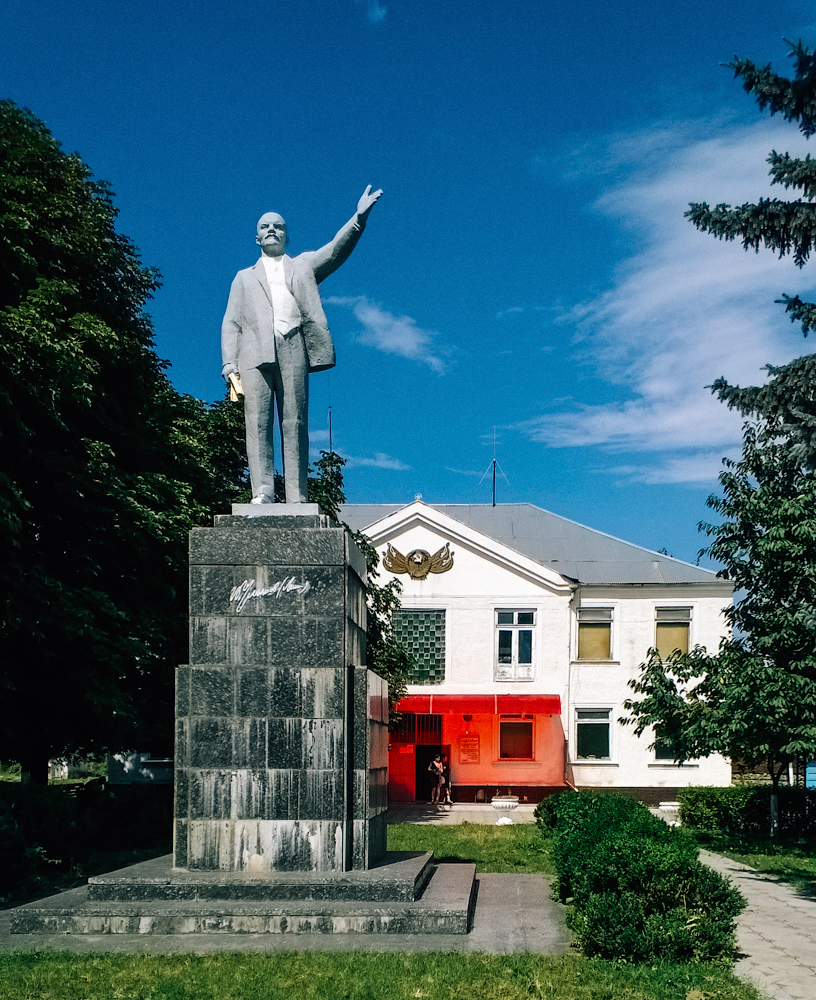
[459,735,480,764]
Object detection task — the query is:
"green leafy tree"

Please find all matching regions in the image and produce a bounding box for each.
[305,449,412,710]
[626,42,816,834]
[624,413,816,833]
[348,530,412,714]
[0,103,244,783]
[307,449,347,520]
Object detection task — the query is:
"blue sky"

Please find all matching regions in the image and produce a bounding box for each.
[4,0,816,566]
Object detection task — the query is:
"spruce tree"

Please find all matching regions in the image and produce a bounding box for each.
[687,41,816,464]
[625,42,816,834]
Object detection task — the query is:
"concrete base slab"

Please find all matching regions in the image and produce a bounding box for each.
[1,874,571,954]
[86,852,434,903]
[10,862,474,937]
[228,503,322,517]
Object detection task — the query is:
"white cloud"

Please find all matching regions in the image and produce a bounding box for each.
[344,452,410,471]
[326,295,446,373]
[445,466,484,478]
[520,119,816,483]
[606,452,735,486]
[307,432,408,471]
[355,0,386,23]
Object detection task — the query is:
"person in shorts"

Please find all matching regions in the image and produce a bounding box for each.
[440,754,452,804]
[428,754,443,803]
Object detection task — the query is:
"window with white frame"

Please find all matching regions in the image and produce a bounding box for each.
[576,607,613,660]
[652,727,696,764]
[655,607,691,658]
[575,708,612,760]
[495,609,535,681]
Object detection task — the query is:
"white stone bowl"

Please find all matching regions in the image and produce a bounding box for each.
[491,795,520,812]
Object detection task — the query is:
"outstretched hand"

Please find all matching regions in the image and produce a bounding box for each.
[357,184,383,220]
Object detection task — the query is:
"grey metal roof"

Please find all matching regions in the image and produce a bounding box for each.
[338,503,726,587]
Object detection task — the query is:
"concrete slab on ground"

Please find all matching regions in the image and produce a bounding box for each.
[0,874,572,955]
[9,860,473,937]
[701,849,816,1000]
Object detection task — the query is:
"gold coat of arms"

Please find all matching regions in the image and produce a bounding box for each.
[383,542,454,581]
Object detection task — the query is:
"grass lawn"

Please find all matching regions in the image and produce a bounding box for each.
[0,822,764,998]
[0,952,766,1000]
[387,821,554,874]
[693,831,816,896]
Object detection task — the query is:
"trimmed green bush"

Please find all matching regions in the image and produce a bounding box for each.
[543,791,745,962]
[678,785,816,836]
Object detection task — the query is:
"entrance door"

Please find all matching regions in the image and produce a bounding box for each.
[415,744,441,801]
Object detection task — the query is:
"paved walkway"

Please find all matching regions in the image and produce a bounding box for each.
[701,850,816,1000]
[386,802,537,824]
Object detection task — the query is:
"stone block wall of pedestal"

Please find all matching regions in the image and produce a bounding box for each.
[174,512,387,873]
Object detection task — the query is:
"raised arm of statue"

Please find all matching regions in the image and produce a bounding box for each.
[310,185,384,285]
[357,184,383,222]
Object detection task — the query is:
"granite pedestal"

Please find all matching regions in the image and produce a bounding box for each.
[176,508,387,873]
[10,852,477,936]
[10,507,475,937]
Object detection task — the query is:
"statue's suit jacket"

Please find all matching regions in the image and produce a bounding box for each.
[221,214,367,375]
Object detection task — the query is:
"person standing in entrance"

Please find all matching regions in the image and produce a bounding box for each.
[428,754,443,804]
[440,753,452,804]
[221,186,383,503]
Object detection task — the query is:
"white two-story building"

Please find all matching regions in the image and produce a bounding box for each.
[340,501,733,805]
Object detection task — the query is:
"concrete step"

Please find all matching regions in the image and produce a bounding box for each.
[10,863,476,936]
[86,852,434,903]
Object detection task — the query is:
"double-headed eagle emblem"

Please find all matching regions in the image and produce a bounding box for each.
[383,542,455,581]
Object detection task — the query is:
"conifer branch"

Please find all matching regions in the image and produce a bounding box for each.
[768,151,816,198]
[728,40,816,137]
[686,199,816,266]
[776,293,816,336]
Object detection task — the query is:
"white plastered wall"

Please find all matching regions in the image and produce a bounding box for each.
[567,584,733,790]
[372,520,572,695]
[366,505,733,791]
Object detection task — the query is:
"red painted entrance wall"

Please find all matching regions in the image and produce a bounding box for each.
[388,742,416,802]
[388,698,566,803]
[444,713,565,794]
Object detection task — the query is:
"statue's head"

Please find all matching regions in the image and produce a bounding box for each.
[256,212,288,257]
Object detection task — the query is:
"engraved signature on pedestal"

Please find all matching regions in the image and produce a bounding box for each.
[230,577,312,614]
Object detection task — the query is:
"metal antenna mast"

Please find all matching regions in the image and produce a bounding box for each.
[479,427,510,507]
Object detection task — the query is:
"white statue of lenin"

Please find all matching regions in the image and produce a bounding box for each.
[221,185,382,503]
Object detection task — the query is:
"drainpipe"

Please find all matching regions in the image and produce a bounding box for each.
[564,584,579,790]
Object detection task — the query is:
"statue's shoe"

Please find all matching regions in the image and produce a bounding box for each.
[250,493,274,504]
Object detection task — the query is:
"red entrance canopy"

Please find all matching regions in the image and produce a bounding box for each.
[393,694,561,715]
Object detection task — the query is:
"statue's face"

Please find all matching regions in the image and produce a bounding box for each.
[256,213,288,256]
